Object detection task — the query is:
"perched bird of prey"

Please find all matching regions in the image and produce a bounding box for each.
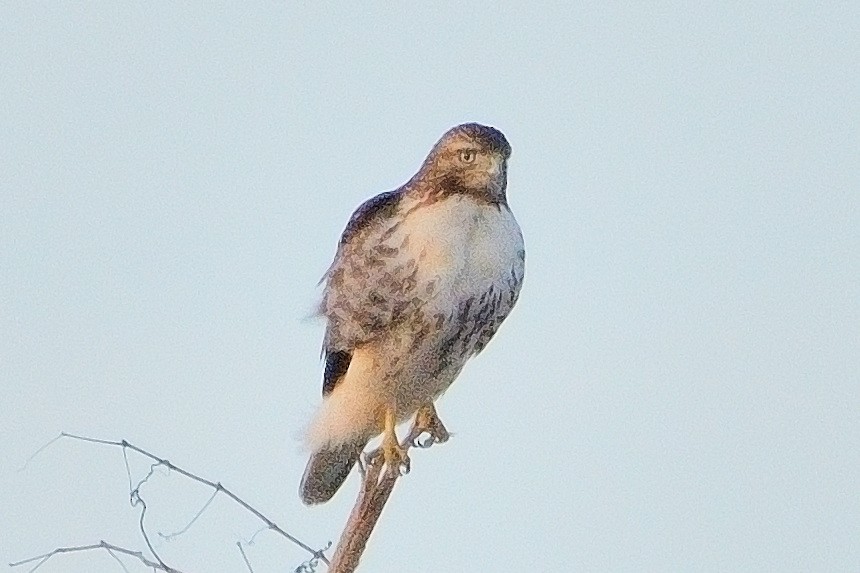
[300,123,525,505]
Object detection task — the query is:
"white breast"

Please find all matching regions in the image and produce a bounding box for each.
[397,196,524,310]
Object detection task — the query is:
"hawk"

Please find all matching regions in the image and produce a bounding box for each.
[300,123,525,504]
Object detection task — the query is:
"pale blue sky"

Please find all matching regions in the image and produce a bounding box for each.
[2,3,858,572]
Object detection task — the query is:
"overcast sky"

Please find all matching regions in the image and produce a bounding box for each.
[2,3,858,572]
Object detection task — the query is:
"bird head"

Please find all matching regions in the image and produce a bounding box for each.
[419,123,512,204]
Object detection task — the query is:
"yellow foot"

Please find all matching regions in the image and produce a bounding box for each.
[410,403,451,449]
[365,404,411,474]
[382,431,411,475]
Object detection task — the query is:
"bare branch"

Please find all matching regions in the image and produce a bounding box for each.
[8,540,187,573]
[61,432,328,563]
[328,422,436,573]
[15,424,439,572]
[14,432,329,571]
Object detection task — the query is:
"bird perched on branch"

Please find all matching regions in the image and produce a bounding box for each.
[300,123,525,505]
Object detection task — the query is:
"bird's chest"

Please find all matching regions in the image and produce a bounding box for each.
[395,196,522,310]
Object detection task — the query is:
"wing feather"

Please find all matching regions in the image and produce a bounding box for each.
[322,350,351,396]
[319,189,417,395]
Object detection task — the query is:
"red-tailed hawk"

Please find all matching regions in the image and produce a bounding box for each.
[300,123,525,504]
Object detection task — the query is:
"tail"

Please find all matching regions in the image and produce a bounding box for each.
[299,440,365,505]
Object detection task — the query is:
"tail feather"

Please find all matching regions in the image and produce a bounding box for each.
[299,441,364,505]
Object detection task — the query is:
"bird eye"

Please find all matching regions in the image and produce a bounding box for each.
[459,150,477,163]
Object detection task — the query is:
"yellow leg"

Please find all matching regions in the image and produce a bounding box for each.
[410,403,451,448]
[381,405,410,473]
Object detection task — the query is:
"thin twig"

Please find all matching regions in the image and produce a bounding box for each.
[237,541,254,573]
[159,489,219,540]
[293,542,330,573]
[105,545,133,573]
[244,525,269,545]
[14,432,329,569]
[65,432,328,563]
[17,434,64,472]
[134,490,167,569]
[328,422,433,573]
[127,460,168,568]
[8,540,187,573]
